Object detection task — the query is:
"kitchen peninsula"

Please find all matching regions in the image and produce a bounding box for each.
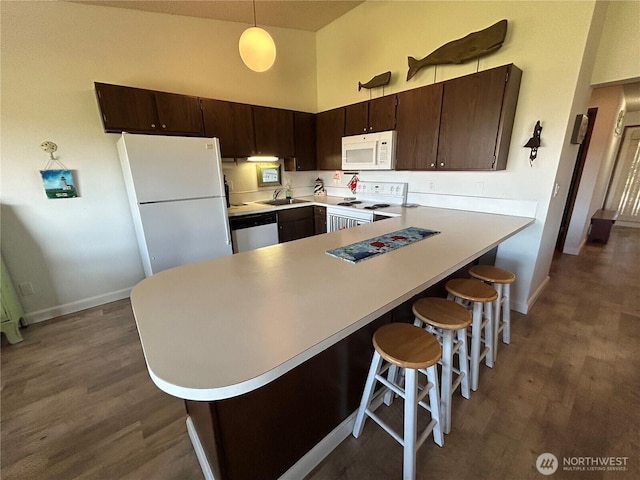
[130,206,533,480]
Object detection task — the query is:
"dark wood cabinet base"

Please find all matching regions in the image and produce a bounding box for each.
[186,312,391,480]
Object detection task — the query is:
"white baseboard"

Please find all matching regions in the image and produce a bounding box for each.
[524,275,550,313]
[563,238,586,256]
[22,288,132,325]
[186,416,216,480]
[281,411,357,479]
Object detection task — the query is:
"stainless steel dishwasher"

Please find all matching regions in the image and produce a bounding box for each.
[229,212,279,253]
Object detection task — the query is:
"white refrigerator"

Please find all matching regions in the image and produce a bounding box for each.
[117,133,232,277]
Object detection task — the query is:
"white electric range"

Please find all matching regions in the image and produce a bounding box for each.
[326,181,408,232]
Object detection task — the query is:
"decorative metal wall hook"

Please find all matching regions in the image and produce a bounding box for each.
[524,121,542,167]
[40,141,58,160]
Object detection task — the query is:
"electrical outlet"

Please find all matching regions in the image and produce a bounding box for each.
[18,282,35,296]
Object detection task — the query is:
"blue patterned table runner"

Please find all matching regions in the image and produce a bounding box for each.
[326,227,440,264]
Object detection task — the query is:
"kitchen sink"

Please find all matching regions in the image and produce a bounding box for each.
[258,199,310,206]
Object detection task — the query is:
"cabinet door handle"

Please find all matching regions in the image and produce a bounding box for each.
[151,123,156,128]
[430,163,435,168]
[440,162,445,167]
[162,124,167,129]
[369,126,373,131]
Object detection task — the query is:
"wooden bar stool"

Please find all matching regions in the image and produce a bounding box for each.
[353,323,443,480]
[412,297,471,434]
[445,278,497,391]
[468,265,515,362]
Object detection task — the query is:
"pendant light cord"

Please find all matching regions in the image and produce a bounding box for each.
[252,0,257,27]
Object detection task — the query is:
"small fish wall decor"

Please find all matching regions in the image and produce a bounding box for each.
[407,19,508,81]
[358,71,391,91]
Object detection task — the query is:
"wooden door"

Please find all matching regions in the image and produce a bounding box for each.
[277,207,314,243]
[556,107,598,251]
[437,65,509,170]
[95,83,157,133]
[367,95,397,133]
[201,99,255,157]
[345,101,369,136]
[314,206,326,234]
[395,84,443,170]
[316,107,345,170]
[253,106,295,157]
[293,112,316,170]
[154,92,203,135]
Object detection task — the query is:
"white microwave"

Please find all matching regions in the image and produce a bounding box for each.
[341,130,397,170]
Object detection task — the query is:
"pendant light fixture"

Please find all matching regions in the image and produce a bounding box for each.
[239,0,276,72]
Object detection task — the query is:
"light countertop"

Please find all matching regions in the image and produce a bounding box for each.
[226,195,403,217]
[130,206,533,401]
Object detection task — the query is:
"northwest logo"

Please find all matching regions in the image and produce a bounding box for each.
[536,453,559,475]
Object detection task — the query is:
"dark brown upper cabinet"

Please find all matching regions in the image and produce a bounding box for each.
[395,83,443,170]
[344,96,397,136]
[316,107,345,170]
[292,111,316,170]
[436,64,522,170]
[201,98,255,158]
[95,83,203,136]
[252,106,295,158]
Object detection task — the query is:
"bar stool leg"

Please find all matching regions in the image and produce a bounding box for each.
[383,365,398,406]
[403,368,418,480]
[469,301,483,391]
[353,351,383,438]
[502,283,511,344]
[440,329,454,434]
[484,300,494,368]
[492,283,504,363]
[425,366,444,447]
[457,327,471,400]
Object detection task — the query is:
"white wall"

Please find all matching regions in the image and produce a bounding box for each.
[315,0,600,312]
[591,0,640,86]
[624,111,640,127]
[0,1,316,322]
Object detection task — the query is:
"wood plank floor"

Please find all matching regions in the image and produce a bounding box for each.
[2,227,638,479]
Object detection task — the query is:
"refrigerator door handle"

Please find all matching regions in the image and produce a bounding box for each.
[223,216,232,246]
[211,138,227,201]
[211,138,232,246]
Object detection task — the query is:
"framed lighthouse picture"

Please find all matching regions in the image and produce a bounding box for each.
[40,169,78,199]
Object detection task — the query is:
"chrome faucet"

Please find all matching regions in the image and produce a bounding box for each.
[273,189,282,200]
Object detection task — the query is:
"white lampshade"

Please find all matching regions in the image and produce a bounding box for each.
[239,27,276,72]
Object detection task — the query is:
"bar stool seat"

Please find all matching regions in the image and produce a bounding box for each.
[353,323,443,480]
[445,278,497,391]
[468,265,515,362]
[413,297,471,434]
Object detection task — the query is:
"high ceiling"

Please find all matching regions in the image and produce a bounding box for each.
[70,1,640,111]
[70,0,364,32]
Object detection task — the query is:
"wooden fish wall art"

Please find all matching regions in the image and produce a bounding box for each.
[407,19,508,81]
[358,71,391,91]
